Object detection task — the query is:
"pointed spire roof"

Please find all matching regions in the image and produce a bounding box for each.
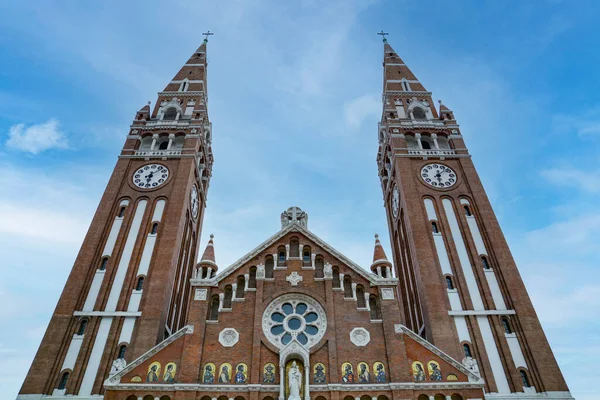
[382,38,428,93]
[138,102,151,112]
[198,234,218,271]
[371,233,392,272]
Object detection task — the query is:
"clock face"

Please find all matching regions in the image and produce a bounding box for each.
[392,185,400,219]
[190,185,199,219]
[420,163,457,189]
[132,164,169,189]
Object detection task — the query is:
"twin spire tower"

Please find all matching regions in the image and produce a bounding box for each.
[17,35,572,400]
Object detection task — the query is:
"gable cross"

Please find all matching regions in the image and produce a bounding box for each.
[286,271,303,286]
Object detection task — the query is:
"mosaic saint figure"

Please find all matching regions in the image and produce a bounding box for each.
[342,363,354,383]
[429,362,442,381]
[375,362,386,383]
[163,363,176,383]
[263,363,276,384]
[314,363,326,383]
[412,362,426,382]
[235,364,247,383]
[203,364,215,383]
[219,365,230,383]
[358,363,370,383]
[146,363,160,383]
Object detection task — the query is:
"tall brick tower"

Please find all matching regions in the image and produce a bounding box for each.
[18,38,213,398]
[376,38,573,398]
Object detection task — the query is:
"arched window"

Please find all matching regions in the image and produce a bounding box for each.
[501,317,512,334]
[163,107,177,120]
[356,285,366,308]
[290,238,299,257]
[381,266,388,278]
[136,276,145,291]
[99,257,108,271]
[451,395,464,400]
[265,256,274,278]
[332,266,340,288]
[77,319,88,335]
[421,139,431,149]
[520,370,531,387]
[118,344,127,359]
[151,222,159,234]
[413,107,426,119]
[417,395,429,400]
[369,295,381,319]
[208,295,219,321]
[302,246,311,266]
[464,205,472,216]
[446,276,454,290]
[126,396,137,400]
[179,80,189,92]
[57,371,69,390]
[118,206,126,218]
[160,396,172,400]
[249,267,257,288]
[236,276,245,299]
[277,246,286,266]
[481,256,491,269]
[434,395,445,400]
[463,343,472,358]
[143,396,154,400]
[431,221,439,233]
[315,256,324,278]
[223,285,233,308]
[343,275,352,298]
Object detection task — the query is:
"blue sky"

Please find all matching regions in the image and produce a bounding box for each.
[0,1,598,398]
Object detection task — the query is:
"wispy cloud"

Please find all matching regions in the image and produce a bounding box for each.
[552,106,600,138]
[541,167,600,193]
[344,94,381,130]
[5,119,68,154]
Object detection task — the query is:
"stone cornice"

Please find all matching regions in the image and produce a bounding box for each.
[384,90,433,96]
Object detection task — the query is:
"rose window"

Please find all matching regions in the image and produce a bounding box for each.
[262,294,326,349]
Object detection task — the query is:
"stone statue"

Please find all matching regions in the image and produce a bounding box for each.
[109,358,126,375]
[462,356,480,376]
[288,361,302,400]
[323,263,333,279]
[257,264,266,279]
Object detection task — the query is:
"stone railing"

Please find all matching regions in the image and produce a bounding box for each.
[407,149,456,156]
[134,149,182,157]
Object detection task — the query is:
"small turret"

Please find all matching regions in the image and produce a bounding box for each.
[370,234,393,279]
[196,234,218,279]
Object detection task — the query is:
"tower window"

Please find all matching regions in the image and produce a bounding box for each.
[464,205,472,216]
[208,295,219,321]
[431,221,439,233]
[421,139,431,149]
[118,344,127,359]
[501,317,512,334]
[163,107,177,120]
[151,222,159,235]
[99,257,109,271]
[236,276,245,299]
[481,256,491,269]
[58,371,69,390]
[303,251,311,265]
[77,319,88,335]
[520,370,531,387]
[413,107,426,119]
[223,285,233,308]
[290,238,299,257]
[158,141,169,150]
[332,266,340,288]
[446,276,454,290]
[136,276,145,291]
[463,343,472,358]
[118,206,126,218]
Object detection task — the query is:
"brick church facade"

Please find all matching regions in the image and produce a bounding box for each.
[17,36,574,400]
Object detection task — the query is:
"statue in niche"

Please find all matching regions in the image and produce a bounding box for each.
[288,361,302,400]
[109,358,126,375]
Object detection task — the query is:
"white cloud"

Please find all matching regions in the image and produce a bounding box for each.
[5,118,68,154]
[542,167,600,193]
[552,106,600,138]
[344,94,381,130]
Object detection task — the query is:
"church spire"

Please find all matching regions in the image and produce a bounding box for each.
[382,38,427,93]
[195,234,218,279]
[370,233,392,278]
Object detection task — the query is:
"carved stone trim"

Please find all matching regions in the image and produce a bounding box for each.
[218,328,239,347]
[350,327,371,347]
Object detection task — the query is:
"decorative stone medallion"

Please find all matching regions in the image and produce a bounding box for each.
[218,328,239,347]
[350,327,371,347]
[286,271,303,286]
[381,287,395,300]
[194,288,207,301]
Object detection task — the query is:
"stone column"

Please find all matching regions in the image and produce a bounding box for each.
[304,360,310,400]
[351,283,357,299]
[431,133,439,150]
[311,253,316,269]
[376,266,382,277]
[150,133,159,150]
[244,274,249,290]
[299,244,304,257]
[386,266,392,279]
[279,365,285,400]
[206,267,213,279]
[232,283,237,300]
[415,133,423,149]
[285,244,290,260]
[167,133,175,149]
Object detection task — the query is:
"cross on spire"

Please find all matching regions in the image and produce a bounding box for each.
[202,30,214,42]
[377,31,389,43]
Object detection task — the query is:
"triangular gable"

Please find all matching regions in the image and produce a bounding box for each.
[395,324,482,383]
[209,223,396,286]
[104,325,194,387]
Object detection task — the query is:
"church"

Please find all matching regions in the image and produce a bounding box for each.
[17,35,574,400]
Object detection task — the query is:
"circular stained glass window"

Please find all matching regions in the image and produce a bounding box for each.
[262,294,326,349]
